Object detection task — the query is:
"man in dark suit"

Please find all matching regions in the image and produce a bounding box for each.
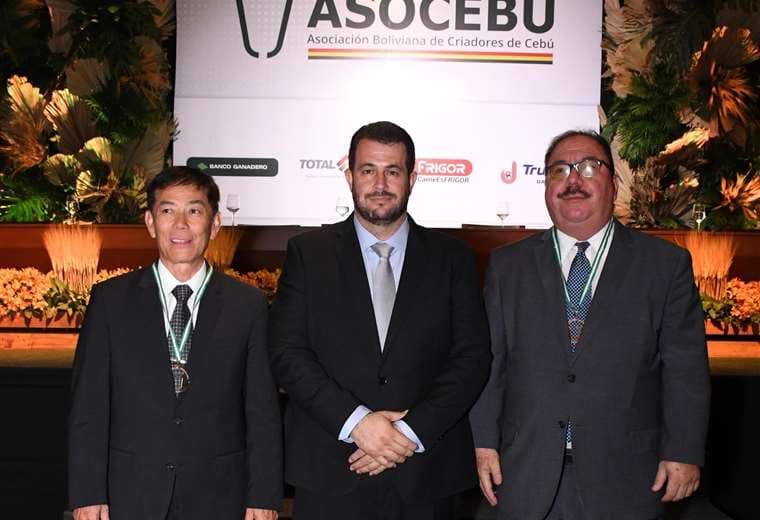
[470,130,710,520]
[68,166,282,520]
[269,121,491,519]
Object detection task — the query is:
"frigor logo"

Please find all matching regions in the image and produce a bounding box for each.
[236,0,293,58]
[416,159,472,176]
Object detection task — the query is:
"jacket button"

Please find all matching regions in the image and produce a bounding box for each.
[568,374,576,383]
[166,463,175,471]
[174,417,183,425]
[558,420,566,429]
[378,376,389,385]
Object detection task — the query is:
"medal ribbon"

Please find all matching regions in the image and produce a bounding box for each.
[551,220,613,309]
[152,262,214,362]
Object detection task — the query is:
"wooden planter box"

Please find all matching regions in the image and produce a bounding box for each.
[705,321,759,336]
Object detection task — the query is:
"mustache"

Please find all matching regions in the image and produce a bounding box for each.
[558,185,591,199]
[366,191,396,198]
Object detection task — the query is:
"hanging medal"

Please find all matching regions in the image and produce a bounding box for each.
[552,221,613,346]
[152,262,213,393]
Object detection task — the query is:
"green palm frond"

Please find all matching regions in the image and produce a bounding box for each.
[603,65,691,168]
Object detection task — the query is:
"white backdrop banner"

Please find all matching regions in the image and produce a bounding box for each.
[174,0,603,227]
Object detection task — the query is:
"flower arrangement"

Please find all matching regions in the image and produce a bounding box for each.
[0,266,281,326]
[0,1,175,224]
[224,268,282,301]
[603,1,760,230]
[703,278,760,334]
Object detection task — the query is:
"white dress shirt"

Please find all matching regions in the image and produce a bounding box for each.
[554,219,615,298]
[337,216,425,452]
[155,260,208,333]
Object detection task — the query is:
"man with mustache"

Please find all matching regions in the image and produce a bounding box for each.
[470,130,710,519]
[269,121,490,519]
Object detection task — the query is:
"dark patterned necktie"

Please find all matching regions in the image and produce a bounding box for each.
[564,241,591,447]
[168,284,193,394]
[565,241,592,353]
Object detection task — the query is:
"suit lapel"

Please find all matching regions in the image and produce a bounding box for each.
[182,270,224,399]
[534,229,573,364]
[381,220,425,362]
[570,221,634,368]
[134,266,177,403]
[335,218,382,361]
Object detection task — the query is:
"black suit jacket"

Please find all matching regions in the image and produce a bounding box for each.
[68,267,282,519]
[268,216,491,501]
[470,222,710,520]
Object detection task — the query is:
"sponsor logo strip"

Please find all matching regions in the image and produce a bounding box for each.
[307,48,553,64]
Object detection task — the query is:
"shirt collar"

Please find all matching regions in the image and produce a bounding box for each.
[156,259,208,298]
[353,215,410,256]
[555,219,613,261]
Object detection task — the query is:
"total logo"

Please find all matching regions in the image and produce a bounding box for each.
[300,156,344,178]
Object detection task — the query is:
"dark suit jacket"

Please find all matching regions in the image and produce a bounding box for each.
[68,267,282,519]
[268,216,491,501]
[470,222,710,520]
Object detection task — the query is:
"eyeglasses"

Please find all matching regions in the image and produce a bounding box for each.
[545,158,611,181]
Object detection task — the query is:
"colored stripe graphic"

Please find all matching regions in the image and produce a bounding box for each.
[307,48,553,64]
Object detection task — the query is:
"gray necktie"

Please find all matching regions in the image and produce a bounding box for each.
[371,242,396,349]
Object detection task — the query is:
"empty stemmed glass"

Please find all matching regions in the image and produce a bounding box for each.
[693,203,707,232]
[226,194,240,226]
[335,196,350,219]
[496,201,510,227]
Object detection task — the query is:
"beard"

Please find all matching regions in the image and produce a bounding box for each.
[352,188,411,226]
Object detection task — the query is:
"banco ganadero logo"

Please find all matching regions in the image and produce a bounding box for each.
[416,159,472,176]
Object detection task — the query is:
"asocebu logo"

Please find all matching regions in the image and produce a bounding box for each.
[501,161,518,184]
[416,159,472,176]
[236,0,293,58]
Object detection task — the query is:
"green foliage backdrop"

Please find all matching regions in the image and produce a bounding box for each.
[0,0,175,223]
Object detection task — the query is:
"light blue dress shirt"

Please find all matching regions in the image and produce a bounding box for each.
[337,216,425,453]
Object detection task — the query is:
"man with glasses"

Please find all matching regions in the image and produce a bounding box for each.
[470,130,710,519]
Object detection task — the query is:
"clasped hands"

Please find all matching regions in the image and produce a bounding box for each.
[348,410,417,476]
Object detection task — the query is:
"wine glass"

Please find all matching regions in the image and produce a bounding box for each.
[693,203,706,232]
[496,200,510,227]
[226,194,240,226]
[335,196,350,219]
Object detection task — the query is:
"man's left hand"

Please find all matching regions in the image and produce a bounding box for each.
[348,448,392,476]
[244,508,278,520]
[651,460,700,502]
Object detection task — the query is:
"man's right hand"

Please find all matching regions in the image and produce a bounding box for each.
[350,410,416,468]
[476,448,502,506]
[73,504,109,520]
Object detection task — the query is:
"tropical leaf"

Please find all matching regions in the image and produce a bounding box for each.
[120,120,174,181]
[46,0,75,54]
[0,75,50,173]
[42,152,80,185]
[603,65,690,168]
[146,0,176,41]
[77,136,113,166]
[64,58,110,97]
[0,193,51,221]
[603,0,654,96]
[43,89,98,153]
[0,170,66,221]
[127,36,170,106]
[688,26,760,146]
[716,171,760,219]
[662,128,712,155]
[647,0,716,73]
